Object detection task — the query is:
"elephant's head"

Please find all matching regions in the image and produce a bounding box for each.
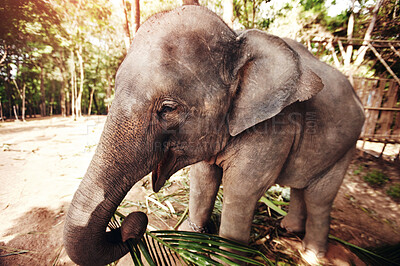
[64,6,323,265]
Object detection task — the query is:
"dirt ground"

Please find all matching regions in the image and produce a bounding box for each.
[0,115,399,265]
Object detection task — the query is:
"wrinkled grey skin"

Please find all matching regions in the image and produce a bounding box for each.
[63,6,365,265]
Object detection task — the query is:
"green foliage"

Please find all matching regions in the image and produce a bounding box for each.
[111,212,273,266]
[0,0,126,119]
[233,0,271,29]
[353,165,364,175]
[363,169,389,187]
[386,183,400,200]
[330,236,400,265]
[2,0,399,119]
[300,0,325,12]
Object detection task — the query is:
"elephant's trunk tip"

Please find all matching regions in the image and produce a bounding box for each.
[121,211,148,242]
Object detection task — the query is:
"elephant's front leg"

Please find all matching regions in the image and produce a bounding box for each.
[180,161,222,232]
[219,167,281,244]
[219,185,263,244]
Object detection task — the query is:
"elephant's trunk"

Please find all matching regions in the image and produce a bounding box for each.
[63,112,155,265]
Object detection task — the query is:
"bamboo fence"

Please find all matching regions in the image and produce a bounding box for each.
[353,77,400,158]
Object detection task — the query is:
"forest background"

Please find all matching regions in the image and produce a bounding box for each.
[0,0,399,121]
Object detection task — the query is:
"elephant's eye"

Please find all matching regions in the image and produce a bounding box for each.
[158,100,178,118]
[160,105,176,113]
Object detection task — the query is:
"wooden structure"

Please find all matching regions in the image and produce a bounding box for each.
[352,77,400,158]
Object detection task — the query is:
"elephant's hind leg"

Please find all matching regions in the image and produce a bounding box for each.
[302,148,354,257]
[280,188,307,233]
[179,161,222,232]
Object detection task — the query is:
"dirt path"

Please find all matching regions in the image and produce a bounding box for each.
[0,116,399,265]
[0,116,106,265]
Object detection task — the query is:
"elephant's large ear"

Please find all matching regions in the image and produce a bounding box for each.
[228,30,324,136]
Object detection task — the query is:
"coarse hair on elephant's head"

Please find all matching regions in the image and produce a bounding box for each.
[63,5,323,265]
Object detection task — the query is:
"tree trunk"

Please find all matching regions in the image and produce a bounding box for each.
[74,72,78,117]
[223,0,234,28]
[5,66,12,119]
[88,86,95,116]
[50,80,55,116]
[12,79,26,121]
[344,1,355,67]
[70,50,76,120]
[0,47,6,65]
[354,0,384,66]
[40,66,46,117]
[182,0,199,5]
[66,89,71,116]
[93,93,100,114]
[76,47,84,118]
[58,58,68,117]
[122,0,132,47]
[0,101,4,122]
[244,0,249,28]
[22,84,26,121]
[60,82,66,116]
[13,105,19,121]
[106,71,112,113]
[251,0,256,28]
[132,0,140,34]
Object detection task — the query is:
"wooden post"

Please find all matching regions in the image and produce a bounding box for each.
[379,141,387,158]
[395,148,400,162]
[359,138,366,156]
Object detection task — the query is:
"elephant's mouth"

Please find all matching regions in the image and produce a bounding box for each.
[152,149,177,192]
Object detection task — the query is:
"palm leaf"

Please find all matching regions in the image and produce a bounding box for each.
[111,213,273,266]
[134,231,273,266]
[329,236,400,266]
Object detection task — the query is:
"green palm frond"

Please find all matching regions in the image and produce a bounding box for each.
[111,213,273,266]
[329,236,400,266]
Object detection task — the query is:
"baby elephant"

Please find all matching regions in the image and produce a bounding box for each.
[63,5,365,265]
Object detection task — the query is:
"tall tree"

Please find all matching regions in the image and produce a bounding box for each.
[122,0,132,46]
[132,0,141,34]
